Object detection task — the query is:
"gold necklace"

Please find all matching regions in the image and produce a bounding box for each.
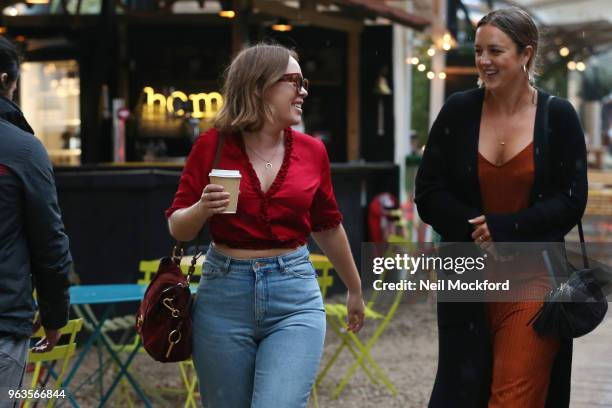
[497,87,537,147]
[245,141,283,170]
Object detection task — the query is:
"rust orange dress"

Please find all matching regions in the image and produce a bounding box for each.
[478,142,560,408]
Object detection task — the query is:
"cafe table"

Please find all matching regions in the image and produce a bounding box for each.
[61,284,155,407]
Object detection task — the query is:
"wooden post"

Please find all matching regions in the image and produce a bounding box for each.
[232,0,250,56]
[347,29,361,161]
[429,0,446,129]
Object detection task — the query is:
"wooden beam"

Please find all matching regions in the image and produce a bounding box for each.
[119,13,230,25]
[252,0,363,32]
[332,0,429,30]
[3,15,97,28]
[346,30,360,161]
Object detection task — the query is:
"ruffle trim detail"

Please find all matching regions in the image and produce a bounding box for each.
[238,128,294,239]
[311,214,343,232]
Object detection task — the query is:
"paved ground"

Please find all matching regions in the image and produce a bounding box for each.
[571,313,612,407]
[30,297,612,407]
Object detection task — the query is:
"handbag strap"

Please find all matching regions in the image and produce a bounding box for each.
[543,94,589,270]
[174,133,226,282]
[577,220,589,269]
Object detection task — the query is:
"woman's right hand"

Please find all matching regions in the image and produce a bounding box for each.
[198,184,231,219]
[346,290,366,333]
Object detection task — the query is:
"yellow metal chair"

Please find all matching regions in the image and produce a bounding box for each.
[315,236,414,399]
[310,253,334,300]
[24,318,84,408]
[318,291,401,399]
[307,253,335,408]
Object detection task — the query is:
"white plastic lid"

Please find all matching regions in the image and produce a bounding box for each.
[209,169,241,178]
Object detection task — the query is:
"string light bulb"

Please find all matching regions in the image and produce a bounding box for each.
[219,10,236,18]
[272,19,292,32]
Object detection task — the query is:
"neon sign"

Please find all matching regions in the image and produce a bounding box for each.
[143,86,223,119]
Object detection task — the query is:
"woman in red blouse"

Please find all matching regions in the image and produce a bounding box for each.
[166,44,365,408]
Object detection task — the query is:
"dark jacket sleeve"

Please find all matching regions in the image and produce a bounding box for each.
[22,139,71,330]
[414,95,481,241]
[486,98,588,242]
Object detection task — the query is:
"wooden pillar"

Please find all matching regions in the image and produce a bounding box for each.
[81,0,115,163]
[429,0,446,129]
[393,23,413,204]
[232,0,250,56]
[347,30,361,161]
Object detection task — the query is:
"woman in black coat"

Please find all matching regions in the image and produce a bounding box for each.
[414,8,587,408]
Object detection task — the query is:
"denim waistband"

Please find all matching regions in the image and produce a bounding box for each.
[205,244,310,272]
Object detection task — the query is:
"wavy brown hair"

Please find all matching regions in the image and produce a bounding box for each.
[214,43,298,134]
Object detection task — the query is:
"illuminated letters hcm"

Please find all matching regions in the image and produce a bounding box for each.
[143,87,224,119]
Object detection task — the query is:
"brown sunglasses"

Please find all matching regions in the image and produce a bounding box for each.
[277,73,309,92]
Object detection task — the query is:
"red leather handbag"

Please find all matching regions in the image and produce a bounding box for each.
[135,250,201,362]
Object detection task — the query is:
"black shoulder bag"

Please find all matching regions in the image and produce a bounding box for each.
[529,97,609,339]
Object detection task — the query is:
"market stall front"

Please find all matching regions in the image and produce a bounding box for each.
[2,0,429,282]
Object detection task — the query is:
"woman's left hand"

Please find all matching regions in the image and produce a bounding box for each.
[468,215,498,256]
[346,290,365,333]
[469,215,491,243]
[468,216,514,261]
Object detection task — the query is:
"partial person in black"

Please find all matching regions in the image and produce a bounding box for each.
[0,36,34,134]
[0,37,71,408]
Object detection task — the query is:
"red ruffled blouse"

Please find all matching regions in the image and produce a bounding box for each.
[165,127,343,249]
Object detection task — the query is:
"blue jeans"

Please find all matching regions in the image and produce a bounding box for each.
[192,245,326,408]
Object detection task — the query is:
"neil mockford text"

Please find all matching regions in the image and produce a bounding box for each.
[371,253,510,292]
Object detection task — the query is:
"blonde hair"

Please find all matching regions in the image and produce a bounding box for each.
[214,43,298,134]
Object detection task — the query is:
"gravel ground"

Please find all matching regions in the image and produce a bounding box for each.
[26,297,439,408]
[313,297,438,408]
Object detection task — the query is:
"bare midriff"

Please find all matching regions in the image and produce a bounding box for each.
[212,242,298,259]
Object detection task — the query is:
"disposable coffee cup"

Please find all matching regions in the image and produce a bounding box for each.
[209,169,241,213]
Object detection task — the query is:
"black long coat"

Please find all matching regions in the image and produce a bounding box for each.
[414,87,588,408]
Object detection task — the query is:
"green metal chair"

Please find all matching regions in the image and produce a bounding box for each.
[308,254,335,408]
[310,253,335,300]
[24,318,84,408]
[315,235,415,399]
